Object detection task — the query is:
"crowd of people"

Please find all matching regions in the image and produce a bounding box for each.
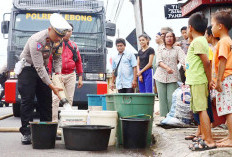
[111,9,232,151]
[0,8,232,152]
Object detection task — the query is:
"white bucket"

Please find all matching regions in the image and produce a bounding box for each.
[88,111,118,146]
[59,110,88,143]
[88,106,102,111]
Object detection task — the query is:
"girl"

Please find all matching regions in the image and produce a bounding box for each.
[211,9,232,147]
[137,34,155,93]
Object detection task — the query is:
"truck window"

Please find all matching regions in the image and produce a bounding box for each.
[13,13,103,52]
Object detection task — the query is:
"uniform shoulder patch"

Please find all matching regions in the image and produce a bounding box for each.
[37,43,43,51]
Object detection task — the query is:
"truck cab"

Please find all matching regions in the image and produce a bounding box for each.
[1,0,116,116]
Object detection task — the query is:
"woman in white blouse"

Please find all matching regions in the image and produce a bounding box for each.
[154,32,186,117]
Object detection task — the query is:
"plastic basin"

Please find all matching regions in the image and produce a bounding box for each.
[62,125,114,151]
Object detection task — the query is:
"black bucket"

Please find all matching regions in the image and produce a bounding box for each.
[121,116,151,149]
[62,125,114,151]
[30,122,58,149]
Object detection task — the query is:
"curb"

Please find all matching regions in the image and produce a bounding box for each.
[0,127,19,132]
[0,114,13,120]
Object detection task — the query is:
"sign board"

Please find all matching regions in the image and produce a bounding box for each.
[164,4,183,19]
[181,0,232,16]
[126,29,138,51]
[126,29,149,51]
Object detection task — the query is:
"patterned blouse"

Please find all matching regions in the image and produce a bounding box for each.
[154,45,186,83]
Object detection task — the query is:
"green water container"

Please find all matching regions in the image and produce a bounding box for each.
[105,94,115,111]
[113,93,155,146]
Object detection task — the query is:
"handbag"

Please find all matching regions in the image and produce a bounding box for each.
[179,65,186,83]
[113,53,124,77]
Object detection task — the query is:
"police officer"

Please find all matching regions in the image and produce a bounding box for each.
[18,13,72,145]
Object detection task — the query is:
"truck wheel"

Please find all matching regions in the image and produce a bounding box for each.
[13,103,21,117]
[0,102,3,107]
[4,102,9,107]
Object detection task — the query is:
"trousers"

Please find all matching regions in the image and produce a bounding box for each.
[18,67,52,135]
[138,68,153,93]
[156,81,178,117]
[52,72,76,122]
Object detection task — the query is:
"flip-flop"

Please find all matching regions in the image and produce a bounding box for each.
[190,139,217,151]
[185,134,196,140]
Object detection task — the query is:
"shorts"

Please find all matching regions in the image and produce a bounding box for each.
[193,95,214,125]
[216,75,232,116]
[190,83,208,113]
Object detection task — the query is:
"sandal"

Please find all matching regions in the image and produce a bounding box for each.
[188,138,202,149]
[189,139,217,151]
[192,137,202,142]
[185,134,196,140]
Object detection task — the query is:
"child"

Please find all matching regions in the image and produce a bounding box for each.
[180,26,189,54]
[137,34,154,93]
[211,10,232,147]
[190,26,219,141]
[186,13,216,151]
[185,29,215,143]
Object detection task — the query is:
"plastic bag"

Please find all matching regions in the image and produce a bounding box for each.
[161,85,192,126]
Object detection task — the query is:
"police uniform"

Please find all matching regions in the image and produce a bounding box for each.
[18,13,71,144]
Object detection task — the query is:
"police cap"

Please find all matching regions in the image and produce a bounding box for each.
[50,13,72,37]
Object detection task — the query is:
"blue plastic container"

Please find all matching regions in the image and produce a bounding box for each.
[87,94,107,110]
[101,95,106,111]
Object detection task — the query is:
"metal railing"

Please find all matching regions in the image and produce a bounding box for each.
[13,0,104,12]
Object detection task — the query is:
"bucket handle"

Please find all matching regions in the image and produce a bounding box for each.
[122,114,151,119]
[122,96,132,104]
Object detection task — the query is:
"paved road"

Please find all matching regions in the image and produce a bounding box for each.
[0,107,153,157]
[2,102,232,157]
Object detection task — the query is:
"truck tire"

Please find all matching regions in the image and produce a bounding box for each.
[0,102,3,107]
[5,103,9,107]
[13,103,21,117]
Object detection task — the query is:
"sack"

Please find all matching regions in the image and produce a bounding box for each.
[161,85,192,126]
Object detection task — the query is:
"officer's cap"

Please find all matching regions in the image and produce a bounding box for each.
[50,13,72,37]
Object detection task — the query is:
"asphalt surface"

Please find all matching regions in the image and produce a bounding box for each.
[0,107,154,157]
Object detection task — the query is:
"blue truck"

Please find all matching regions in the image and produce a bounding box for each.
[1,0,115,116]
